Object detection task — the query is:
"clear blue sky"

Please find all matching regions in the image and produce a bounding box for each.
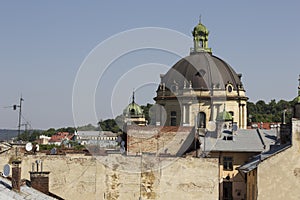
[0,1,299,129]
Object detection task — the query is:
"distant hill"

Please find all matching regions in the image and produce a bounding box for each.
[0,129,20,141]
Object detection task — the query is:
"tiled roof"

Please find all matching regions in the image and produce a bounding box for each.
[49,132,74,143]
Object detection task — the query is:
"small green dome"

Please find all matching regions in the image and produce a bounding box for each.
[192,22,209,37]
[192,21,211,53]
[216,111,233,121]
[123,102,144,117]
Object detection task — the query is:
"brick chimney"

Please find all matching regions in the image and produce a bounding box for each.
[11,160,22,192]
[29,160,50,195]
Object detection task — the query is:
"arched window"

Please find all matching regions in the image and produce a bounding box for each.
[197,112,206,128]
[130,108,135,116]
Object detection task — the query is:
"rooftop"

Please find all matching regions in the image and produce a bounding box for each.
[0,176,57,200]
[238,143,291,173]
[201,129,278,153]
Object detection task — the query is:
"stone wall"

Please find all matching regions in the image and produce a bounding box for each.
[257,119,300,200]
[0,152,219,200]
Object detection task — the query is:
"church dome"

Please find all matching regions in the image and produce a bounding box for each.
[160,52,243,91]
[193,22,209,35]
[123,102,143,117]
[123,92,144,117]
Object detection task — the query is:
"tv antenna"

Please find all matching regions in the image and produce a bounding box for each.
[12,95,24,138]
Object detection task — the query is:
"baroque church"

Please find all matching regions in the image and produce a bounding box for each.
[154,21,248,130]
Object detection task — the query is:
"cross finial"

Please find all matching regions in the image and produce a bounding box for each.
[199,15,202,23]
[132,89,135,103]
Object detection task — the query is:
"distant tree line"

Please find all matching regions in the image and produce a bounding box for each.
[247,98,297,124]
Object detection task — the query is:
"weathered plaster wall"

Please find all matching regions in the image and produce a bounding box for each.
[0,152,218,200]
[257,119,300,200]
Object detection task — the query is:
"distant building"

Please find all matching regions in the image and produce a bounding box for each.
[123,92,147,126]
[75,131,118,148]
[36,135,51,145]
[48,132,74,146]
[248,122,281,130]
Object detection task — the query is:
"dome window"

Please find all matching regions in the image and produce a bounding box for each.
[195,69,206,77]
[227,84,233,93]
[130,108,135,115]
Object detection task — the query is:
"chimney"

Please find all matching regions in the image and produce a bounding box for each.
[11,160,22,192]
[29,160,50,195]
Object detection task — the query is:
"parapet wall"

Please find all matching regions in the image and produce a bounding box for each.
[0,152,218,200]
[257,119,300,200]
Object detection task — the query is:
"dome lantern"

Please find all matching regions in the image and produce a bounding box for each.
[191,19,212,54]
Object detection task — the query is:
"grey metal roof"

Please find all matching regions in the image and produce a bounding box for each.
[0,176,57,200]
[161,52,243,91]
[258,129,279,150]
[238,143,291,173]
[201,129,275,152]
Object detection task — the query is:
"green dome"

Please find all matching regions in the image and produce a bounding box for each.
[216,111,233,121]
[123,102,144,117]
[193,22,209,35]
[192,21,211,53]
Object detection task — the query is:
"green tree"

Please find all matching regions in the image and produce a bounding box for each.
[141,103,153,124]
[29,130,41,142]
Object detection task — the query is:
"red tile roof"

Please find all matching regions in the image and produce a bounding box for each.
[49,132,74,143]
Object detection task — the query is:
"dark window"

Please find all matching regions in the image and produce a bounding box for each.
[223,157,233,171]
[170,111,176,126]
[197,112,206,128]
[130,108,135,115]
[223,182,233,200]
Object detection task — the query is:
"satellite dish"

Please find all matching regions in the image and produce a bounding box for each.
[3,164,10,177]
[36,144,40,152]
[25,142,33,151]
[207,121,216,132]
